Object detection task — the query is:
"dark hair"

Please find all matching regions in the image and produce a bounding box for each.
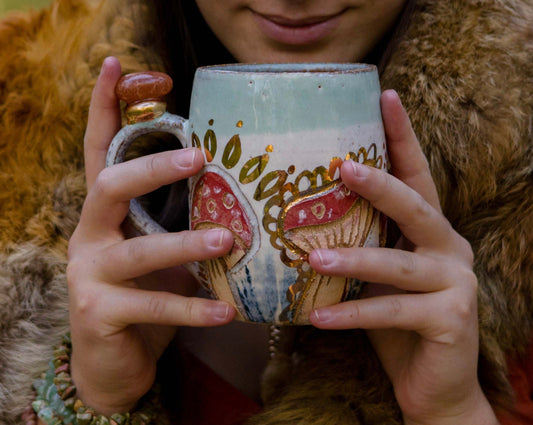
[150,1,235,117]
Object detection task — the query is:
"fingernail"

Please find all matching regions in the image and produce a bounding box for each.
[174,148,196,169]
[385,88,400,101]
[350,160,370,179]
[100,57,110,73]
[314,249,338,267]
[313,309,333,323]
[212,303,230,321]
[100,56,116,73]
[204,229,228,249]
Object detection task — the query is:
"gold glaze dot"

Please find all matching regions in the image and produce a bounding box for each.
[288,165,296,174]
[207,199,217,214]
[223,193,235,209]
[209,119,214,126]
[232,219,243,233]
[266,144,274,153]
[236,120,243,128]
[311,202,326,220]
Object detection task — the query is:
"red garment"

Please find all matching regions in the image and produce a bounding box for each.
[180,352,262,425]
[498,339,533,424]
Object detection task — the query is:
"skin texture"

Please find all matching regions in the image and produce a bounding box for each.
[69,57,237,414]
[195,0,406,63]
[308,91,497,425]
[67,1,501,423]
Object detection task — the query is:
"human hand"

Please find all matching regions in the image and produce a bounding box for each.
[67,57,236,416]
[309,90,499,424]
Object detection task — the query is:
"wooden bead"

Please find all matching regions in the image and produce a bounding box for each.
[115,72,173,106]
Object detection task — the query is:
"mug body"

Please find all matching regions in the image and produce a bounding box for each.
[187,63,386,325]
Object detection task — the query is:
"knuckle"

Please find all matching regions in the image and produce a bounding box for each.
[183,297,197,322]
[174,232,189,253]
[457,235,475,266]
[126,238,148,265]
[448,281,478,323]
[344,301,361,323]
[398,251,417,276]
[414,155,431,178]
[386,297,403,319]
[411,192,433,221]
[144,155,159,179]
[146,296,167,321]
[451,297,475,323]
[370,171,393,205]
[92,167,119,200]
[70,286,98,321]
[66,260,84,289]
[463,269,479,297]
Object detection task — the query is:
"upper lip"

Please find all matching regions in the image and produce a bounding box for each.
[253,10,345,27]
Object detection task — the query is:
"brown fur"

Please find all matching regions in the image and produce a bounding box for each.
[0,0,531,424]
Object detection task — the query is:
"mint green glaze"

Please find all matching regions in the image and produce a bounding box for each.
[190,63,381,136]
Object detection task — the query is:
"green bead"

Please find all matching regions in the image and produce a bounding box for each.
[131,413,150,425]
[55,381,70,394]
[37,406,55,421]
[54,372,72,383]
[60,386,77,400]
[95,415,111,425]
[76,411,94,425]
[63,397,76,409]
[62,333,72,345]
[32,400,46,411]
[109,413,130,425]
[53,348,68,358]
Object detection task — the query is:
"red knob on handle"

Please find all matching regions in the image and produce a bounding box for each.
[116,71,173,105]
[115,72,173,124]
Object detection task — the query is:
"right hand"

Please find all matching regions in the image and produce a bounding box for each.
[67,57,236,416]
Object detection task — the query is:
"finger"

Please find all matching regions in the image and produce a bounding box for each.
[309,247,458,293]
[79,148,203,235]
[94,228,234,282]
[381,90,441,211]
[340,160,458,251]
[84,57,123,191]
[311,293,428,330]
[102,287,236,327]
[310,290,477,343]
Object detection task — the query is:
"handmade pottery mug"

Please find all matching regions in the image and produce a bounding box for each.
[107,63,387,325]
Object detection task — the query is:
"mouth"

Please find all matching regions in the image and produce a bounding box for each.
[251,10,345,45]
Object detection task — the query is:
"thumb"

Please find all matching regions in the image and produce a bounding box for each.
[84,57,122,191]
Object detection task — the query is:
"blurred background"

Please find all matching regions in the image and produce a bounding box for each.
[1,0,51,15]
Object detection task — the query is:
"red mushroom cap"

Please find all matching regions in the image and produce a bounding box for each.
[282,183,358,232]
[191,171,253,248]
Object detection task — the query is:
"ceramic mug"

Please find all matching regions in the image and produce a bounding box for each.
[106,63,387,325]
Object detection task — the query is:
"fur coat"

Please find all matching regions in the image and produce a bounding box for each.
[0,0,531,423]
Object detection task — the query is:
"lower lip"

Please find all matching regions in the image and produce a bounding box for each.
[252,12,342,45]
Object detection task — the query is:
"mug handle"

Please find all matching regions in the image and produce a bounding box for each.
[105,112,189,235]
[104,71,191,236]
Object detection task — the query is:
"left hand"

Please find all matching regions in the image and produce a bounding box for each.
[309,90,499,425]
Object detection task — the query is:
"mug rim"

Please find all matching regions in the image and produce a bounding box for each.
[197,62,376,75]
